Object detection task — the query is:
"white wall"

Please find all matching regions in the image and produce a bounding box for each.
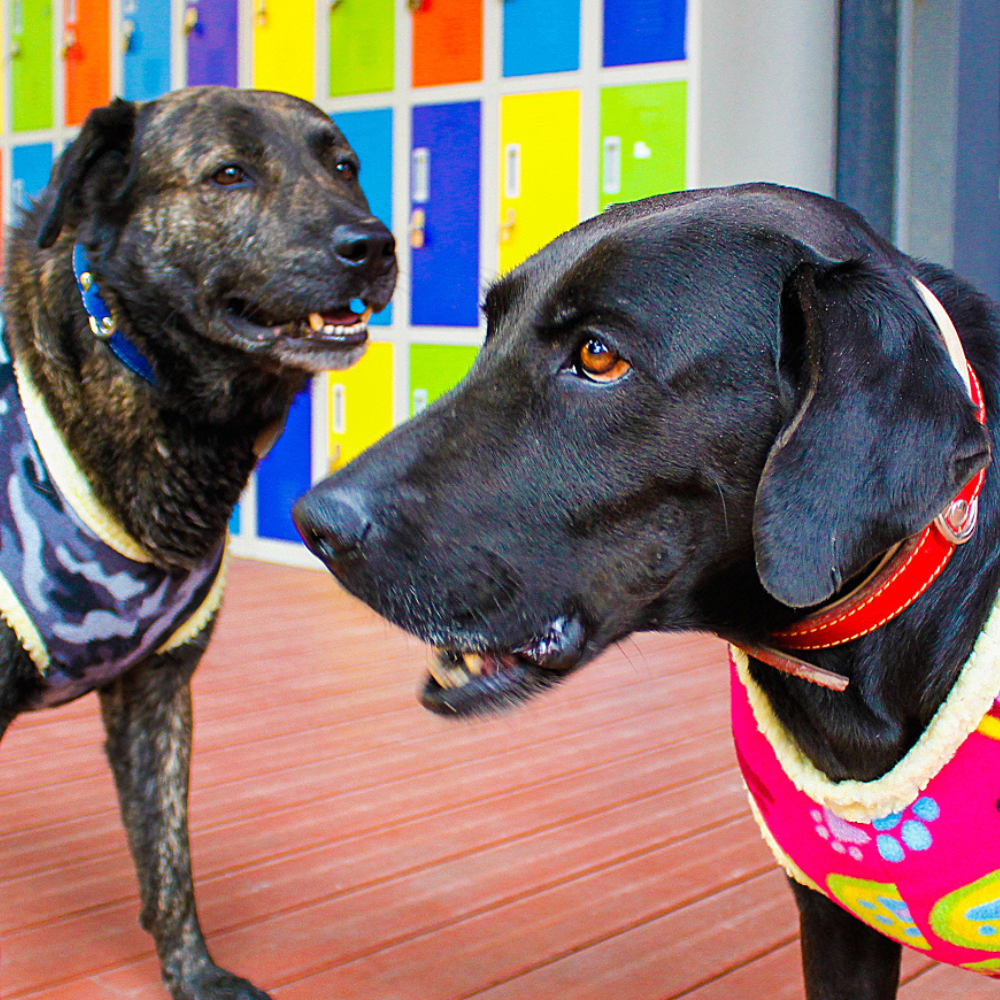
[697,0,839,196]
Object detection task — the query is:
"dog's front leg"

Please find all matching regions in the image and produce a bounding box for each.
[791,879,902,999]
[99,645,272,1000]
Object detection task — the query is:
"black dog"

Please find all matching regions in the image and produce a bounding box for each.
[295,183,1000,998]
[2,87,395,999]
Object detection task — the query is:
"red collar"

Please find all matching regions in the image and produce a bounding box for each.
[740,280,989,691]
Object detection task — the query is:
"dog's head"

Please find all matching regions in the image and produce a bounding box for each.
[293,184,990,715]
[30,86,396,378]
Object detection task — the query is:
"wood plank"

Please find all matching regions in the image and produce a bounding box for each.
[0,558,806,1000]
[273,869,798,999]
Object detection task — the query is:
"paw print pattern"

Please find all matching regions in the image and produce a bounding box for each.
[811,807,871,861]
[872,797,940,863]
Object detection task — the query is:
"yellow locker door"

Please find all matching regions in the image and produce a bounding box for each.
[327,342,394,472]
[499,90,580,275]
[252,0,314,100]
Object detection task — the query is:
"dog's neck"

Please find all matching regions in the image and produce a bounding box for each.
[744,273,1000,784]
[741,280,988,693]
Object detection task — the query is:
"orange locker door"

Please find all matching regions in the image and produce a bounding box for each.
[64,0,110,126]
[411,0,482,88]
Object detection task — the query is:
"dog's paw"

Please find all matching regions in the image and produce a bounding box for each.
[170,966,273,1000]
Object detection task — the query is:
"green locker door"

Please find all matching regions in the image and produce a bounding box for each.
[329,0,394,97]
[409,344,479,416]
[499,90,580,275]
[11,0,53,132]
[599,82,687,210]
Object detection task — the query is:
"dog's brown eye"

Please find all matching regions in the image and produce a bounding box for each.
[577,338,630,383]
[336,159,358,182]
[212,165,247,186]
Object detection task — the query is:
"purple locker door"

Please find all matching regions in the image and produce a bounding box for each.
[185,0,238,87]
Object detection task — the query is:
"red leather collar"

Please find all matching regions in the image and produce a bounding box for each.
[740,280,989,692]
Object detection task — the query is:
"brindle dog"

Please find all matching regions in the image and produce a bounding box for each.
[2,87,395,999]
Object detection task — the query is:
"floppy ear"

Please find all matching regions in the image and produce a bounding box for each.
[37,97,137,249]
[753,262,991,607]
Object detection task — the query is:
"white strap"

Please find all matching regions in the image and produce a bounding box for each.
[912,277,973,399]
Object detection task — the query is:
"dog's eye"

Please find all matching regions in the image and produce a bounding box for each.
[335,159,358,183]
[576,338,631,384]
[211,165,248,187]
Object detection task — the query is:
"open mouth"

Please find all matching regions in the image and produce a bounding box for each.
[421,616,588,716]
[224,299,373,348]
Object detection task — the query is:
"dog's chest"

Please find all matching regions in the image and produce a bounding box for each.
[0,346,224,707]
[731,643,1000,977]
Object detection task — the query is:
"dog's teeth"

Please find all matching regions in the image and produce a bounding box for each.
[360,306,373,324]
[323,323,337,335]
[308,313,324,332]
[428,649,475,690]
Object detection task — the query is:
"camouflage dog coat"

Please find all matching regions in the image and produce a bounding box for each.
[0,339,225,708]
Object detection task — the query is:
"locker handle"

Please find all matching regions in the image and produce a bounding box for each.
[500,207,516,242]
[255,0,267,26]
[409,208,426,250]
[122,19,136,53]
[408,0,425,10]
[184,5,200,34]
[63,24,80,59]
[330,0,344,8]
[602,136,622,196]
[331,383,346,434]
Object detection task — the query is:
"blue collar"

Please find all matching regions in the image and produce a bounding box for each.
[72,244,157,386]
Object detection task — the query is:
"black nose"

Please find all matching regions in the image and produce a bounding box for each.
[293,488,372,565]
[331,219,396,275]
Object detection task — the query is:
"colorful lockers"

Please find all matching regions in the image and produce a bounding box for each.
[1,0,694,563]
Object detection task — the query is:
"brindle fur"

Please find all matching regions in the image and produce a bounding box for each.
[0,87,396,999]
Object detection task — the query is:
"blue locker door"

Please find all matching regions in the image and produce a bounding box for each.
[334,108,394,326]
[123,0,172,101]
[255,388,312,543]
[185,0,238,87]
[11,143,53,214]
[603,0,686,67]
[503,0,580,77]
[410,102,481,327]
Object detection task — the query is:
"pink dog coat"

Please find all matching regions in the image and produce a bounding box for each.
[731,606,1000,976]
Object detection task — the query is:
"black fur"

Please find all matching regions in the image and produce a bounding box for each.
[2,86,396,1000]
[295,183,1000,998]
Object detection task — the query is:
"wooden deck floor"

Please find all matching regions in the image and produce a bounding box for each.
[0,557,993,998]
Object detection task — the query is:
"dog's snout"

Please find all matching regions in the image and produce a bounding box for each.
[293,488,372,565]
[332,221,396,273]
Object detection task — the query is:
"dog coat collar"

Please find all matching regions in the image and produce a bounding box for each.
[72,243,157,386]
[740,279,989,691]
[731,610,1000,975]
[0,338,225,707]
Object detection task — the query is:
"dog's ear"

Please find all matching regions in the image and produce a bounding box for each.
[753,262,991,608]
[37,97,137,249]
